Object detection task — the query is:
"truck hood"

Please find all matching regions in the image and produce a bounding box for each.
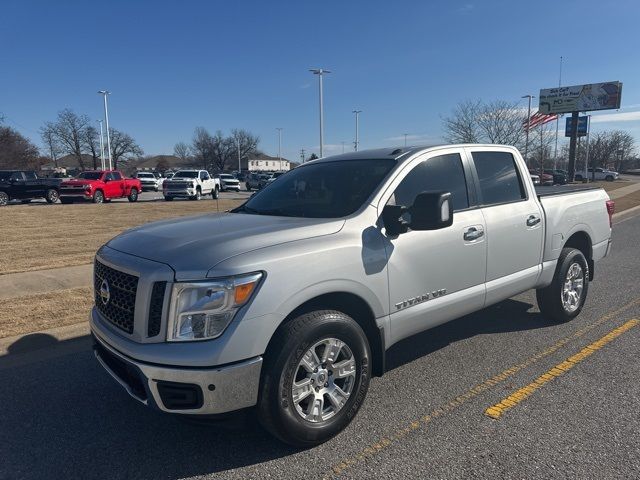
[62,179,98,186]
[106,212,345,280]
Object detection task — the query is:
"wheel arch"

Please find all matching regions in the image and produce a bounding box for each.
[265,292,385,377]
[563,230,594,280]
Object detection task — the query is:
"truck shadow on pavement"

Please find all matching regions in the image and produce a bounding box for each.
[0,298,550,479]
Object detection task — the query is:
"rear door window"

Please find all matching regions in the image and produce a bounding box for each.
[471,151,526,206]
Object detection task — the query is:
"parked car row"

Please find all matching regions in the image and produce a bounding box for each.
[575,167,619,182]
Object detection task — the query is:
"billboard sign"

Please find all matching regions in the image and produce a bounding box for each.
[565,116,588,137]
[539,81,622,114]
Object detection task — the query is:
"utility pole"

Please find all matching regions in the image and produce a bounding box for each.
[276,128,283,171]
[310,68,330,157]
[522,94,535,165]
[403,133,408,147]
[98,90,112,170]
[568,111,579,181]
[585,115,591,182]
[97,119,105,170]
[553,56,563,169]
[352,110,362,151]
[237,137,241,174]
[300,148,306,164]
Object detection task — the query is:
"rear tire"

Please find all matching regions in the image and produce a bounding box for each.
[128,188,139,202]
[0,191,8,206]
[258,310,371,447]
[212,186,219,199]
[246,184,252,191]
[536,248,589,323]
[45,188,59,204]
[605,175,614,182]
[93,190,104,204]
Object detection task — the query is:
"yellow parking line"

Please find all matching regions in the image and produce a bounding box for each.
[485,319,639,419]
[325,298,640,479]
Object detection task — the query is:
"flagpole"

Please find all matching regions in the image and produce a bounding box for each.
[553,56,563,170]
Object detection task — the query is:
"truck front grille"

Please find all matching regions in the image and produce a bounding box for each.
[94,260,139,334]
[166,181,191,189]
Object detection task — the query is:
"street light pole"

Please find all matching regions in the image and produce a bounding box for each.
[97,119,105,170]
[403,133,408,147]
[310,68,330,157]
[276,128,283,171]
[352,110,362,151]
[522,94,535,165]
[237,137,241,174]
[98,90,112,170]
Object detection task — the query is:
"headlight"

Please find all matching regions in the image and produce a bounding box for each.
[167,272,262,342]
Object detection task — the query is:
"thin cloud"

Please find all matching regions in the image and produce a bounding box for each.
[299,83,311,89]
[456,3,474,14]
[590,111,640,124]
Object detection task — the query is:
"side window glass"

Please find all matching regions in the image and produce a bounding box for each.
[471,151,525,205]
[104,173,113,181]
[111,172,122,180]
[389,153,469,211]
[10,172,23,181]
[24,171,37,180]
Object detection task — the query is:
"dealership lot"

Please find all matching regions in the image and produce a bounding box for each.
[0,209,639,479]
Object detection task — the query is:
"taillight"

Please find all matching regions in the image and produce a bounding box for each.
[606,200,615,228]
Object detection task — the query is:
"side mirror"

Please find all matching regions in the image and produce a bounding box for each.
[409,191,453,230]
[382,191,453,236]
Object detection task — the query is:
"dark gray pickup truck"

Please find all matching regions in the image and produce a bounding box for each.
[0,170,61,206]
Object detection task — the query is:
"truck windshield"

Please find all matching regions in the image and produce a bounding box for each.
[236,159,396,218]
[77,172,103,180]
[174,171,198,178]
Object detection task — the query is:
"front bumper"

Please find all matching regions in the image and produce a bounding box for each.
[91,326,263,415]
[163,187,197,197]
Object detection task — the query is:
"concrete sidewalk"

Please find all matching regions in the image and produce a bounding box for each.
[0,264,92,300]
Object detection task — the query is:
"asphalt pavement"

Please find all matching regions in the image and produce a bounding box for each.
[1,214,639,479]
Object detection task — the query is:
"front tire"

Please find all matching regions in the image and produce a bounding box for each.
[258,310,371,447]
[92,190,104,204]
[128,188,139,202]
[212,186,219,199]
[605,175,614,182]
[0,191,8,206]
[45,189,59,204]
[536,248,589,323]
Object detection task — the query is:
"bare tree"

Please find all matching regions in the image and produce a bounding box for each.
[230,128,259,171]
[45,109,91,170]
[189,128,259,172]
[40,124,63,168]
[442,100,482,143]
[173,141,192,164]
[83,126,101,170]
[570,130,636,172]
[0,126,40,169]
[109,128,143,170]
[442,99,526,149]
[191,127,213,170]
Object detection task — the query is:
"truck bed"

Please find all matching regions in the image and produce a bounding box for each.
[535,184,601,198]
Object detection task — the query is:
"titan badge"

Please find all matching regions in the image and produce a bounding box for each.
[395,289,446,311]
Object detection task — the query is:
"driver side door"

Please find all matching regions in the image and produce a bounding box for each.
[382,149,487,344]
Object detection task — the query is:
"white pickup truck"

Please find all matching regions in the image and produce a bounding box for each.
[91,144,614,446]
[162,169,220,201]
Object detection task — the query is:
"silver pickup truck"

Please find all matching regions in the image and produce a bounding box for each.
[90,144,614,446]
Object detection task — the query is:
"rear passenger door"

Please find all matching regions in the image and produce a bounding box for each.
[10,172,28,199]
[467,148,544,304]
[383,148,487,343]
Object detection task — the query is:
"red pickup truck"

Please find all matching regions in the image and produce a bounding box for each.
[59,170,141,204]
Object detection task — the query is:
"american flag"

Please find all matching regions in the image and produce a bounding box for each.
[523,111,558,131]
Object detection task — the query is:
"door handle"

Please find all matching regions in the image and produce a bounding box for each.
[463,226,484,241]
[526,215,541,227]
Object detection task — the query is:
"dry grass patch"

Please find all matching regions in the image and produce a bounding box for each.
[0,287,92,338]
[0,199,241,275]
[613,188,640,213]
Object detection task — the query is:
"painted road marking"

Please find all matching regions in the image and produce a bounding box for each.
[485,318,639,419]
[325,298,640,478]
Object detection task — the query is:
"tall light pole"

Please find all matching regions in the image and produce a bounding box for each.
[403,133,408,147]
[237,137,241,174]
[97,119,105,170]
[276,127,283,171]
[522,94,535,165]
[310,68,330,157]
[352,110,361,151]
[98,90,112,170]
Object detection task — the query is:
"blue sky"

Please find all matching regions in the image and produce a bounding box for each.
[1,0,639,161]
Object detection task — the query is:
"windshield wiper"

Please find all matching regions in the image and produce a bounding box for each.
[232,204,261,214]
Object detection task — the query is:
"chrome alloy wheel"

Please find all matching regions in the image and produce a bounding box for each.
[291,338,356,423]
[562,262,584,313]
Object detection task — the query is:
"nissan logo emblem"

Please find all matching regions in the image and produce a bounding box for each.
[100,279,111,305]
